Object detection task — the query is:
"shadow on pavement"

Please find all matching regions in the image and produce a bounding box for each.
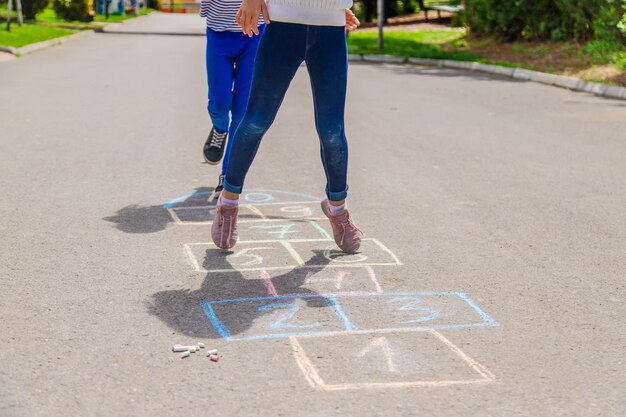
[102,186,214,234]
[352,61,525,83]
[147,250,333,339]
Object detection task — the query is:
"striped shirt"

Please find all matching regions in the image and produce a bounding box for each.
[200,0,260,32]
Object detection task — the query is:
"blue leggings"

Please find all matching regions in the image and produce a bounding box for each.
[224,22,350,201]
[205,27,263,173]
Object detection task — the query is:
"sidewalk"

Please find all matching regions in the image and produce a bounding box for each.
[102,12,205,35]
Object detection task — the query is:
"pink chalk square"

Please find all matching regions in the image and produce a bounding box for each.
[273,266,383,296]
[291,331,494,390]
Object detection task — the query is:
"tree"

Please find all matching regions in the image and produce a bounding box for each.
[21,0,48,19]
[463,0,626,41]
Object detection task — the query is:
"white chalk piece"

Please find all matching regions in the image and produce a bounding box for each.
[209,354,219,362]
[205,349,218,356]
[172,344,199,352]
[198,342,205,349]
[180,351,191,359]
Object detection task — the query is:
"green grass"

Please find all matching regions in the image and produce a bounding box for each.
[348,30,479,61]
[0,6,154,47]
[35,6,155,26]
[0,23,77,47]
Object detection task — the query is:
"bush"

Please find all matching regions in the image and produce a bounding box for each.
[614,51,626,69]
[22,0,50,19]
[53,0,88,21]
[463,0,626,42]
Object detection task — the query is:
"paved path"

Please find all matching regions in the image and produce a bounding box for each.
[1,13,625,417]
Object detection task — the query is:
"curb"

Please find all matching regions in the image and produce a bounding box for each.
[348,54,626,101]
[0,30,93,57]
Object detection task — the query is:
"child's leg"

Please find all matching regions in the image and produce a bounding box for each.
[223,22,306,196]
[305,28,362,253]
[304,26,350,203]
[221,27,265,175]
[206,28,236,134]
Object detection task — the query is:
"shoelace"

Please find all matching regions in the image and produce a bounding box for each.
[340,220,361,245]
[335,212,361,246]
[209,131,227,148]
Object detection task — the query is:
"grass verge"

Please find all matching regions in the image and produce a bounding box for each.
[347,29,626,86]
[0,6,154,48]
[0,23,77,48]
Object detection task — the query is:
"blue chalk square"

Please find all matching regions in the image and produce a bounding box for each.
[201,295,354,341]
[333,292,499,332]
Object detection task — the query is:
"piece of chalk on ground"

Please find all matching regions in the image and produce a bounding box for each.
[189,347,198,353]
[172,345,199,352]
[180,351,191,359]
[209,354,219,362]
[198,342,205,349]
[205,349,218,356]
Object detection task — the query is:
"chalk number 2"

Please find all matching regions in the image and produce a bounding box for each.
[258,303,322,329]
[388,297,440,324]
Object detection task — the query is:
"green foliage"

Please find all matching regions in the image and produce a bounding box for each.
[463,0,626,42]
[614,51,626,69]
[146,0,159,10]
[22,0,50,19]
[52,0,87,21]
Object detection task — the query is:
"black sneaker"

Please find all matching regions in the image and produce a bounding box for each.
[203,128,228,165]
[210,173,225,201]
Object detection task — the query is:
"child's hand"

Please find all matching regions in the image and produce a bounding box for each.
[237,0,270,37]
[345,8,360,32]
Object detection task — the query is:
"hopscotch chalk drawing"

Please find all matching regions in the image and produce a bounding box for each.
[165,188,500,390]
[200,292,498,341]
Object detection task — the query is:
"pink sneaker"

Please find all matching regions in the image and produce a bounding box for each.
[211,203,239,250]
[320,199,363,253]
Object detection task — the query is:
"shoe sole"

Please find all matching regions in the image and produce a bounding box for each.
[203,154,222,166]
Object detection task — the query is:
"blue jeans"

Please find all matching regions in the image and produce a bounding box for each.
[224,22,350,201]
[205,27,264,173]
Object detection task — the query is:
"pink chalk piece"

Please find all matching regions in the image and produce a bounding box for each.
[209,354,220,362]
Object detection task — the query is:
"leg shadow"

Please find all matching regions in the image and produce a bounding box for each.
[147,249,334,339]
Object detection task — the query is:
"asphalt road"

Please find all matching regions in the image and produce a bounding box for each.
[1,13,626,417]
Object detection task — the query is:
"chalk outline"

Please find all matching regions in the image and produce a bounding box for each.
[277,266,383,296]
[290,330,496,390]
[184,238,402,273]
[199,292,499,341]
[201,296,354,340]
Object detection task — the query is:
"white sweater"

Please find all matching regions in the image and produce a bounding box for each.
[267,0,353,26]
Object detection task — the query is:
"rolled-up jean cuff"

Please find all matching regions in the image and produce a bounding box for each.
[223,178,244,195]
[326,185,348,201]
